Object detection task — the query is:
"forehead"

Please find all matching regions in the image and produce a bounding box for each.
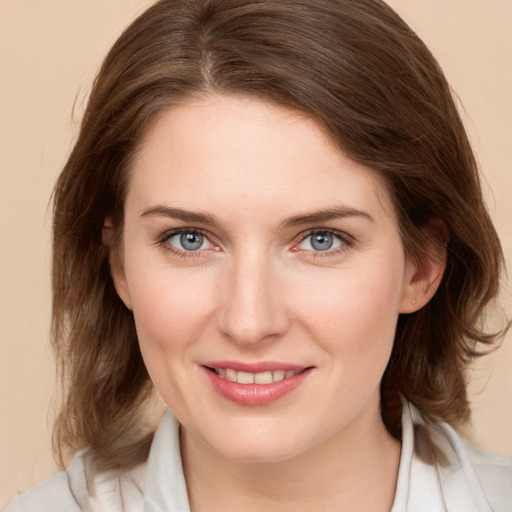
[127,94,395,224]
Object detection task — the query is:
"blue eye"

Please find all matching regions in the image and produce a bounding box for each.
[166,230,213,251]
[298,230,345,252]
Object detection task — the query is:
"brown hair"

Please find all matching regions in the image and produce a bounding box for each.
[52,0,507,471]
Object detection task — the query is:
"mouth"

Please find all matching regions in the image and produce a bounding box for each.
[202,363,313,406]
[206,367,303,384]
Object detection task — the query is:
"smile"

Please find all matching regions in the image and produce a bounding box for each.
[210,368,301,384]
[202,363,313,406]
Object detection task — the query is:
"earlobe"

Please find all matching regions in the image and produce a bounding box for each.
[103,218,133,311]
[399,219,449,314]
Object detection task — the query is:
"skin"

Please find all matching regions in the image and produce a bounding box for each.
[111,94,445,511]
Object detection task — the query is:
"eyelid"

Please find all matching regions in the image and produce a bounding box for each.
[297,227,353,243]
[159,226,215,242]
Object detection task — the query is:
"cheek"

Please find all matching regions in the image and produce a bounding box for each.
[125,263,219,410]
[125,260,216,359]
[290,259,404,366]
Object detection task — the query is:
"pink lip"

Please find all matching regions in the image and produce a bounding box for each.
[201,363,313,406]
[203,360,306,373]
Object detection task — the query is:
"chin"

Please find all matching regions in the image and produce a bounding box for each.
[220,442,304,464]
[204,424,312,464]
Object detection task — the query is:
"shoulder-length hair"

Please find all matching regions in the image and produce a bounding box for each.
[51,0,506,471]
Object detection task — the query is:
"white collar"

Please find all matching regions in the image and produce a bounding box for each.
[391,400,493,511]
[141,402,493,511]
[143,410,189,512]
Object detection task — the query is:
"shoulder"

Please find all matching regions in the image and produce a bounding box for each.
[464,440,512,511]
[3,470,81,512]
[401,400,512,511]
[3,450,147,512]
[421,413,512,510]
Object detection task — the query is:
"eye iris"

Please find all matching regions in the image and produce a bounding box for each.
[180,232,203,251]
[311,232,333,251]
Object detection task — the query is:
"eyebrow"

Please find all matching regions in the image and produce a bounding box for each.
[140,205,218,226]
[140,204,374,228]
[280,206,374,228]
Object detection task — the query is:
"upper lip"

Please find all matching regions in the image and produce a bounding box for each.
[202,361,310,373]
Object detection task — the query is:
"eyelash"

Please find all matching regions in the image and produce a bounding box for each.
[157,228,354,259]
[293,229,355,258]
[157,228,217,259]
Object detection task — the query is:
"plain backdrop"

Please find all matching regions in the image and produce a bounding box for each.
[1,0,511,506]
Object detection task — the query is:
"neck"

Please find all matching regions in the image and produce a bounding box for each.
[181,397,401,512]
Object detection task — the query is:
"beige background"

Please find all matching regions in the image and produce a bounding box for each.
[1,0,511,506]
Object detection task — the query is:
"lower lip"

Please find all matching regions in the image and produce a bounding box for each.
[202,367,312,406]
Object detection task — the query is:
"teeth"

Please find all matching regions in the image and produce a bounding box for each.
[237,371,255,384]
[215,368,300,384]
[226,368,237,382]
[254,371,273,384]
[273,370,285,382]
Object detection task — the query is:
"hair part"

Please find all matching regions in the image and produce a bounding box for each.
[51,0,507,472]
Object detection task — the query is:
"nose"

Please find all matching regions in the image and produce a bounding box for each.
[217,250,289,347]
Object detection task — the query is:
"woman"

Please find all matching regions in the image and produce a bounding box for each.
[5,0,511,510]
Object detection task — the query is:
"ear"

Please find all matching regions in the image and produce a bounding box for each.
[103,217,133,310]
[399,218,449,314]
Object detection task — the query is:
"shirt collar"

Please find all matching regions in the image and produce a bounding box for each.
[143,403,492,512]
[143,410,190,512]
[391,400,492,511]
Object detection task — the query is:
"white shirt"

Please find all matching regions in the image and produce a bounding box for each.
[5,402,511,511]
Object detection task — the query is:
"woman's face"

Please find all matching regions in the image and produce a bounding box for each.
[113,94,421,462]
